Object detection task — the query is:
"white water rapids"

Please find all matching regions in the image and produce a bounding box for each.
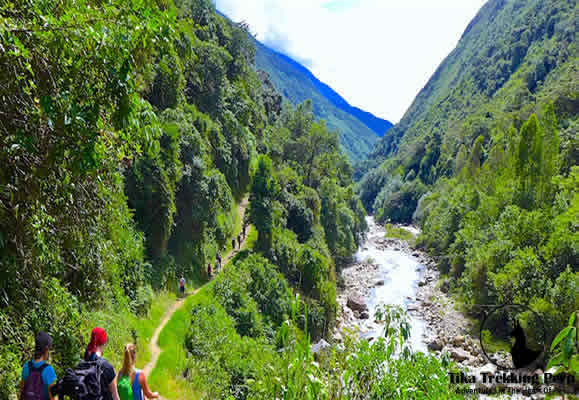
[345,216,428,351]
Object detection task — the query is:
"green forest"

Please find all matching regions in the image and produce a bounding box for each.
[1,0,577,399]
[358,0,577,367]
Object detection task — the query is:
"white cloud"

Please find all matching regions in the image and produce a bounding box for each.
[215,0,487,123]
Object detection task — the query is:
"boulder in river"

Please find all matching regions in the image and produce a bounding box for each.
[347,296,368,312]
[311,339,331,354]
[374,279,385,286]
[450,348,470,362]
[452,335,465,346]
[427,340,443,351]
[360,311,370,320]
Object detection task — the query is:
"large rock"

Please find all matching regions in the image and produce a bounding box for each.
[450,348,470,362]
[360,311,370,320]
[347,296,368,312]
[427,340,443,351]
[452,335,465,346]
[311,339,331,354]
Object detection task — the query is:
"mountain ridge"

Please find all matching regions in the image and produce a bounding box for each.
[253,37,392,160]
[256,41,393,136]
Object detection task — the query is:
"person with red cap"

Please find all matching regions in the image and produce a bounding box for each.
[84,327,120,400]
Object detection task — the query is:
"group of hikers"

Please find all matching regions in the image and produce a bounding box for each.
[21,329,159,400]
[206,220,249,279]
[21,222,253,400]
[177,221,250,297]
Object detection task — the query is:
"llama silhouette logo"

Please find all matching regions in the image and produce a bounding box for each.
[479,304,546,370]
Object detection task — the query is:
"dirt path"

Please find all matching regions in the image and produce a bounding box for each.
[142,195,251,379]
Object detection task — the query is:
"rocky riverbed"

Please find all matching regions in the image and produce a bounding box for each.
[332,217,565,399]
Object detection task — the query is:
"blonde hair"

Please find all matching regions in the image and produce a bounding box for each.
[120,343,137,377]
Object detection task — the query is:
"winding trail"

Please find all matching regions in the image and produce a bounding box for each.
[142,195,251,378]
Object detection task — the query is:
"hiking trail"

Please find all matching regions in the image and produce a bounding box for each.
[142,195,250,379]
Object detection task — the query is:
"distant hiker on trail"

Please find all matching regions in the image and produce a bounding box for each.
[242,221,248,238]
[216,252,222,270]
[84,327,120,400]
[232,238,236,251]
[207,263,212,278]
[237,234,242,250]
[179,275,186,297]
[21,331,57,400]
[117,344,159,400]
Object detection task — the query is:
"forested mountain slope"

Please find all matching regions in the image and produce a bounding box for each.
[358,0,577,347]
[0,0,370,396]
[254,39,392,160]
[363,0,576,181]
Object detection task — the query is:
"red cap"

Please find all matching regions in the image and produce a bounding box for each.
[87,327,107,354]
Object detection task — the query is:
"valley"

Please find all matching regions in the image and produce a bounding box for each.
[1,0,577,399]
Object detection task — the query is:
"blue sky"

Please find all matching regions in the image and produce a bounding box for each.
[215,0,487,123]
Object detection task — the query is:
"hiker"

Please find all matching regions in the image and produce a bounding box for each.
[207,263,212,278]
[117,344,159,400]
[20,331,57,400]
[232,238,236,250]
[216,252,222,270]
[242,221,247,238]
[84,327,120,400]
[179,275,186,297]
[237,234,242,250]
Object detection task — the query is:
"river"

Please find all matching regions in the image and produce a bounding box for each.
[335,216,429,351]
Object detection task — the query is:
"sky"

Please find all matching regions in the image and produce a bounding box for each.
[215,0,487,123]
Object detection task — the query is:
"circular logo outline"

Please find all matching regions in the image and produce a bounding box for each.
[479,303,546,370]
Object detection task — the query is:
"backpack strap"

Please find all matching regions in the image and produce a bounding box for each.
[29,361,49,373]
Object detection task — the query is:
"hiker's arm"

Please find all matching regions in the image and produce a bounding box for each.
[139,373,159,399]
[109,376,121,400]
[48,382,58,400]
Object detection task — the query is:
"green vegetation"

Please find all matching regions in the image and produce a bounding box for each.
[182,284,465,399]
[358,0,577,365]
[149,292,200,399]
[385,223,415,242]
[0,0,381,398]
[547,311,578,376]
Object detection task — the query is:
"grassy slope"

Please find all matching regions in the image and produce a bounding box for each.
[83,291,176,370]
[148,227,258,399]
[254,39,380,161]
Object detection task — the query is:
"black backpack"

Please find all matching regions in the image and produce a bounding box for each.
[22,362,48,400]
[54,359,104,400]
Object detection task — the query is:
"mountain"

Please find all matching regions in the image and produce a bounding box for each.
[253,39,392,160]
[364,0,576,180]
[357,0,577,349]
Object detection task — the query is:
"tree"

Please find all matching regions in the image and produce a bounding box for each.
[540,102,560,203]
[468,135,485,176]
[249,156,280,249]
[516,114,543,207]
[455,144,468,174]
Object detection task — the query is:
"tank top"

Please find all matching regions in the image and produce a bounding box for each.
[132,371,143,400]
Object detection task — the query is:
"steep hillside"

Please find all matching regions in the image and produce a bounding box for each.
[358,0,577,348]
[0,0,368,396]
[254,39,392,160]
[365,0,576,182]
